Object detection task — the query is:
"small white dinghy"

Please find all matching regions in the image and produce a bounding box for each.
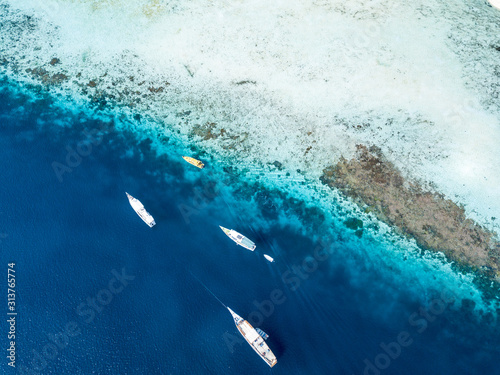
[263,254,274,263]
[489,0,500,10]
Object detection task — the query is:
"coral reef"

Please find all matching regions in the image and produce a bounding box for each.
[320,144,500,282]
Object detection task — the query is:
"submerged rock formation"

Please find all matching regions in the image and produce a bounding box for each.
[320,144,500,282]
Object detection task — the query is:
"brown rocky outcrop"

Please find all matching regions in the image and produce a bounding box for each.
[320,144,500,282]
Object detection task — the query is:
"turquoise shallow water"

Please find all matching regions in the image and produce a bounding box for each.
[1,77,499,374]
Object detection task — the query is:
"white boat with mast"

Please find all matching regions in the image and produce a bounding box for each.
[227,307,277,368]
[219,226,256,251]
[125,192,156,227]
[188,271,277,368]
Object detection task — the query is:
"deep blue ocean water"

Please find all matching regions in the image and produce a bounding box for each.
[0,78,499,375]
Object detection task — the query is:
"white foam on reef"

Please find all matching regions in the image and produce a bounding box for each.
[2,0,500,307]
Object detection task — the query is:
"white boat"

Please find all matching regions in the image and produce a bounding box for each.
[489,0,500,10]
[263,254,274,263]
[125,192,156,227]
[227,307,277,367]
[219,226,256,251]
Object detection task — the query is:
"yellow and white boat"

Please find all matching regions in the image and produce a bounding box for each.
[182,156,204,169]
